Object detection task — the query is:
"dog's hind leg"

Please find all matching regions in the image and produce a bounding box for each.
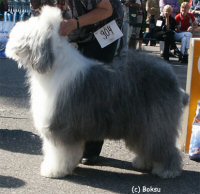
[125,141,153,171]
[130,144,182,178]
[40,137,84,178]
[151,146,182,179]
[149,118,183,178]
[126,125,182,178]
[132,156,152,171]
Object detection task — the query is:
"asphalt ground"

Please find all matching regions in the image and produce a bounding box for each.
[0,44,200,194]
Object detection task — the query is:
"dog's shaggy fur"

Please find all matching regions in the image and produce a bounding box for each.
[6,6,188,179]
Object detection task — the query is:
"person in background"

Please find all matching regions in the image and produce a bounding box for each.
[61,0,124,165]
[145,0,160,46]
[175,1,198,63]
[122,0,143,51]
[120,0,131,54]
[190,0,200,25]
[190,0,200,8]
[154,4,181,61]
[189,0,193,7]
[146,0,160,25]
[159,0,179,56]
[0,0,8,19]
[159,0,180,17]
[139,0,147,49]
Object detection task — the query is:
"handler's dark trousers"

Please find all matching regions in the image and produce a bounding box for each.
[155,30,177,61]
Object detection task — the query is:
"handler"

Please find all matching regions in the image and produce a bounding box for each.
[30,0,124,165]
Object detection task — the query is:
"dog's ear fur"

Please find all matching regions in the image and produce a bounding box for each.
[24,27,54,73]
[6,6,63,73]
[6,19,54,73]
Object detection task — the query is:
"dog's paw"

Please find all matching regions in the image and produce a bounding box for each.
[152,163,182,179]
[40,161,72,178]
[132,157,152,171]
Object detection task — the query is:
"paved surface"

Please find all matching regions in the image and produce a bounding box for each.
[0,45,200,194]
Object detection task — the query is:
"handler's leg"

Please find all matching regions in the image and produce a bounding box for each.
[81,141,104,165]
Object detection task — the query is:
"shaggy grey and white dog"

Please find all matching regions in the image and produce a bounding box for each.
[6,6,188,179]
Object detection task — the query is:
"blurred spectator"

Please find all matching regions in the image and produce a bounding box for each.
[0,0,8,17]
[122,0,144,49]
[139,0,146,49]
[145,0,160,46]
[189,0,193,7]
[175,1,198,63]
[190,0,200,25]
[191,0,200,7]
[154,5,181,61]
[159,0,180,17]
[146,0,160,23]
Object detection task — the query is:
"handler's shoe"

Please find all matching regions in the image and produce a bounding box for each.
[81,156,98,165]
[174,48,182,58]
[180,54,188,63]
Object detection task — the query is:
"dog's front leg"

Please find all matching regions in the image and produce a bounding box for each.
[40,136,84,178]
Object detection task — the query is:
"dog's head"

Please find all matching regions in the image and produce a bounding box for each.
[6,6,63,73]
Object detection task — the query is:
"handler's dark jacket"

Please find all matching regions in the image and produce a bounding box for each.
[154,15,178,42]
[66,0,124,43]
[155,15,179,59]
[155,15,177,33]
[30,0,124,43]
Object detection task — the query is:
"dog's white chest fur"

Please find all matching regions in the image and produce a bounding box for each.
[30,52,89,132]
[31,72,56,131]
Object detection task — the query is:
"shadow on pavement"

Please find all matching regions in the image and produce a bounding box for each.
[0,129,42,155]
[0,175,26,188]
[66,167,200,194]
[95,156,151,173]
[95,156,133,171]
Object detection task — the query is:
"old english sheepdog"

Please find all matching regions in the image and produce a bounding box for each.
[6,6,188,179]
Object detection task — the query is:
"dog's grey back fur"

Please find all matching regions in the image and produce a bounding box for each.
[49,51,186,162]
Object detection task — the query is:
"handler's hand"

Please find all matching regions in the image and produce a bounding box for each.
[59,19,77,36]
[187,26,193,32]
